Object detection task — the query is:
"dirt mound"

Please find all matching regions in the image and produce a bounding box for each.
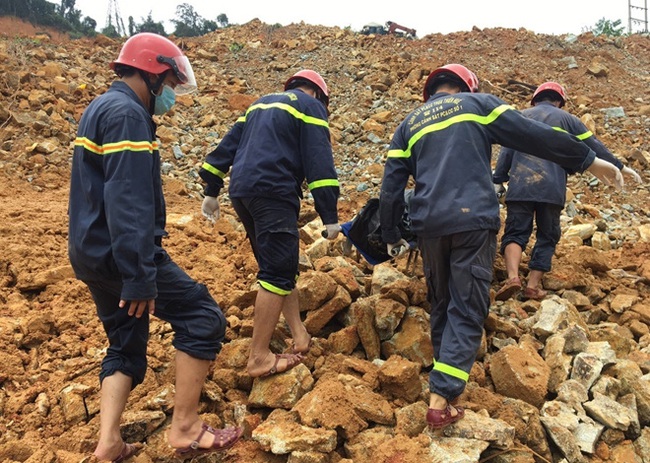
[0,16,71,42]
[1,16,650,463]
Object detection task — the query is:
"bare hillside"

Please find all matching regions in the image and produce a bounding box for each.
[1,17,650,463]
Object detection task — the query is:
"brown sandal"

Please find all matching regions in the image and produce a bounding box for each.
[258,353,302,378]
[111,442,142,462]
[426,403,465,429]
[523,286,547,300]
[173,423,242,458]
[495,277,522,301]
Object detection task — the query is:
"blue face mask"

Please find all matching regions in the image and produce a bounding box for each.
[154,85,176,115]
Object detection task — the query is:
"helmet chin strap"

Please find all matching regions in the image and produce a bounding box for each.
[138,70,168,115]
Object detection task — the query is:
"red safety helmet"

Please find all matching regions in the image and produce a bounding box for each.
[423,64,479,101]
[284,69,329,106]
[111,32,197,94]
[531,81,567,107]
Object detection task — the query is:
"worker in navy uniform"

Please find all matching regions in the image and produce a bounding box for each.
[68,32,241,461]
[200,70,340,378]
[378,64,623,430]
[493,81,641,301]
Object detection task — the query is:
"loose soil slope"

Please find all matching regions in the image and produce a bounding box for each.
[1,16,650,463]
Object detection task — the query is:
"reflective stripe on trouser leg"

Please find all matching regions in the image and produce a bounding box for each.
[433,361,470,381]
[259,280,292,296]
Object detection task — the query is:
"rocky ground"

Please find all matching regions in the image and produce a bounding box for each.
[1,15,650,463]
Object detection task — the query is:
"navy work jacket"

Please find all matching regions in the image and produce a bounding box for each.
[200,89,339,225]
[68,81,163,301]
[379,92,597,243]
[493,101,623,206]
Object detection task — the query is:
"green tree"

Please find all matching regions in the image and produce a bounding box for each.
[171,3,221,37]
[203,19,218,33]
[0,0,98,37]
[137,12,167,36]
[30,0,70,31]
[171,3,203,37]
[57,0,85,31]
[0,0,29,17]
[217,14,229,28]
[591,18,625,36]
[81,16,97,36]
[101,24,120,38]
[59,0,75,18]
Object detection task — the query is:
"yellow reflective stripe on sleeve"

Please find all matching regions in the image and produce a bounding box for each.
[308,178,339,190]
[201,162,226,179]
[387,148,409,158]
[259,280,292,296]
[576,131,593,140]
[387,104,514,159]
[432,361,470,382]
[75,137,158,155]
[244,102,329,128]
[551,126,593,140]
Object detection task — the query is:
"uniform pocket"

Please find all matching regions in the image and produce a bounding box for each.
[468,264,493,321]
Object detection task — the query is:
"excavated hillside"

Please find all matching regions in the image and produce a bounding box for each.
[1,16,650,463]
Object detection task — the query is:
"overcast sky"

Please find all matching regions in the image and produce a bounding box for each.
[73,0,639,37]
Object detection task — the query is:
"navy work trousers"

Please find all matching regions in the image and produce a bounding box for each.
[500,201,562,272]
[419,229,496,401]
[84,249,226,388]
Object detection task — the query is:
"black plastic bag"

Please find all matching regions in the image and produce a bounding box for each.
[341,191,416,265]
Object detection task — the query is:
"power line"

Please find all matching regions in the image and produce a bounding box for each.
[629,0,649,33]
[105,0,127,36]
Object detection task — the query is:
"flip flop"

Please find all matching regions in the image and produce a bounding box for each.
[112,442,140,463]
[174,423,243,459]
[426,403,465,429]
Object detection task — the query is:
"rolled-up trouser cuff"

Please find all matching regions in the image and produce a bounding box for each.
[164,283,226,360]
[231,196,300,293]
[86,250,226,388]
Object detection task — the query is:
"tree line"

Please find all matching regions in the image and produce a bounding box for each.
[0,0,230,38]
[0,0,630,38]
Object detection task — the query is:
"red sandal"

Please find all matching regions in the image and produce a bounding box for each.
[426,403,465,429]
[173,423,242,458]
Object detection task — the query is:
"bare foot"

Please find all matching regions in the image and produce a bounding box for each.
[429,393,459,417]
[290,333,312,355]
[93,441,140,462]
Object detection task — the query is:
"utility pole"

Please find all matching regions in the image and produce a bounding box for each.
[629,0,649,33]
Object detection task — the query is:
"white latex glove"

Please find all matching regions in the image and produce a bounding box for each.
[622,166,642,184]
[201,196,220,222]
[587,157,624,190]
[387,238,409,257]
[322,223,342,240]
